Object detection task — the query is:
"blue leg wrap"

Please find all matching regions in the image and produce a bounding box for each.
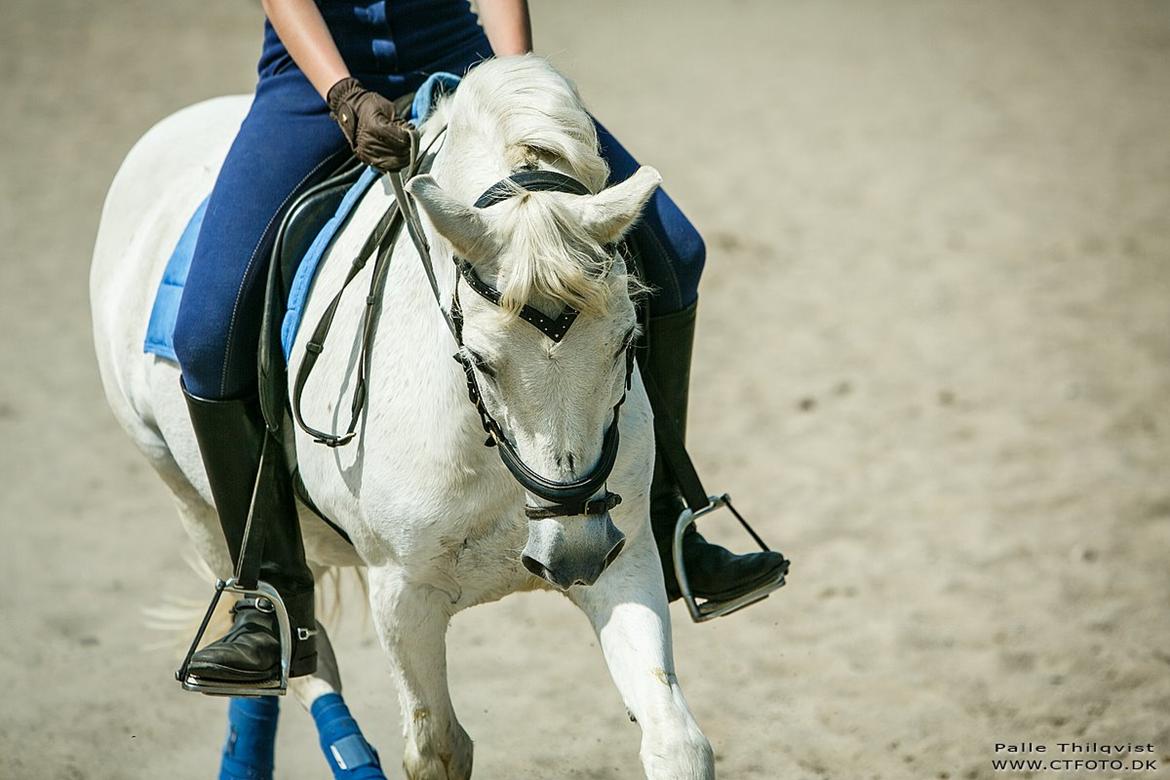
[219,697,280,780]
[312,693,387,779]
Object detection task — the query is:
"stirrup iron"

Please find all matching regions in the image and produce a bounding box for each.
[672,494,787,622]
[175,578,293,697]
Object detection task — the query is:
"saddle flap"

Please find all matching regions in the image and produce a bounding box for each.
[277,162,365,305]
[258,154,368,433]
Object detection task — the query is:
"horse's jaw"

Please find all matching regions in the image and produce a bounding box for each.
[520,514,626,590]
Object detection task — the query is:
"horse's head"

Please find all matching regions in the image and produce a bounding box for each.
[408,165,661,589]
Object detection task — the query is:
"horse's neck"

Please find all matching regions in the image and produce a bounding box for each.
[362,148,482,448]
[286,136,513,539]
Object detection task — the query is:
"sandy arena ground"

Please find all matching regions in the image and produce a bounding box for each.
[2,1,1169,778]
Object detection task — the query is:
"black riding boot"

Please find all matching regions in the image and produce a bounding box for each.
[645,304,789,603]
[182,383,317,684]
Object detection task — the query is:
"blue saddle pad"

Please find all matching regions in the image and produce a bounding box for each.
[144,71,460,363]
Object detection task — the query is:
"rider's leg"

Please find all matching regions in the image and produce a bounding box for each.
[595,120,789,603]
[173,66,351,684]
[177,389,318,682]
[170,0,493,692]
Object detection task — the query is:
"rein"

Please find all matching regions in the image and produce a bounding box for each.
[290,129,441,448]
[294,131,633,520]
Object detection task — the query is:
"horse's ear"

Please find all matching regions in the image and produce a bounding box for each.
[407,175,494,261]
[578,166,662,244]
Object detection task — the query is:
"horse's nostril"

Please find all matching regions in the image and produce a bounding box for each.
[521,554,549,580]
[521,555,576,589]
[522,554,602,590]
[603,537,626,569]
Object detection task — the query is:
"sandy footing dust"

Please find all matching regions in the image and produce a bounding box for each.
[2,1,1168,778]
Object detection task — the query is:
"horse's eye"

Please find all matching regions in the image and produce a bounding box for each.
[613,325,637,361]
[467,349,496,380]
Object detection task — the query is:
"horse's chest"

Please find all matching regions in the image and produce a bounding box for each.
[359,488,535,599]
[444,522,535,603]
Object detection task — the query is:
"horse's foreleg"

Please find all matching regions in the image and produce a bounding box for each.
[570,529,715,780]
[367,566,472,780]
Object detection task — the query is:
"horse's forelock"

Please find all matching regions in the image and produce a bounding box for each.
[443,56,630,318]
[496,192,619,318]
[450,56,610,193]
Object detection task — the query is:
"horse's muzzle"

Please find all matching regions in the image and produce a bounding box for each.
[520,514,626,590]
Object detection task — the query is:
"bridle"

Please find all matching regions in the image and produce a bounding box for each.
[293,131,634,520]
[391,165,636,520]
[278,128,786,623]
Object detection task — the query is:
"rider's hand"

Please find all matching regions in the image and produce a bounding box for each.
[327,77,413,172]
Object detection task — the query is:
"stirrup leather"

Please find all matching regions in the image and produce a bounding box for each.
[672,494,787,622]
[175,578,294,697]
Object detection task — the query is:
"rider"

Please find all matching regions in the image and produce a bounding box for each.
[172,0,786,689]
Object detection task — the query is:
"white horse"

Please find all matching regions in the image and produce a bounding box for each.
[91,56,714,779]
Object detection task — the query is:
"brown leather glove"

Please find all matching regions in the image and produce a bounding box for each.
[327,77,413,172]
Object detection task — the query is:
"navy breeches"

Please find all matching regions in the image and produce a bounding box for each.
[173,1,705,400]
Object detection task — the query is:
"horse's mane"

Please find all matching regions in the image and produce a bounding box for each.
[428,56,632,317]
